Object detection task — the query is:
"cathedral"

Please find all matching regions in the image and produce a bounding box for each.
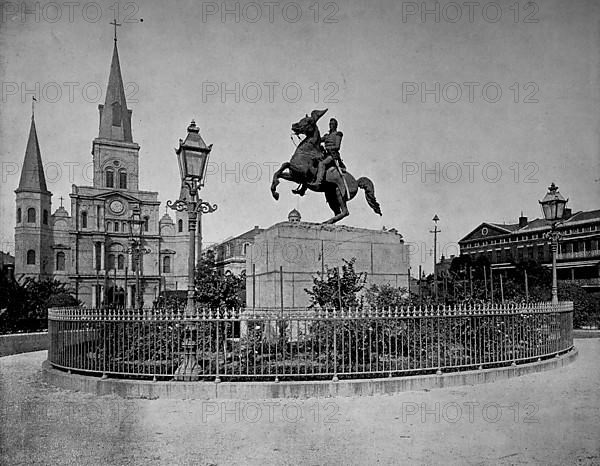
[14,35,201,308]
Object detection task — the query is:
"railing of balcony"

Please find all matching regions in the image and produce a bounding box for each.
[557,249,600,260]
[48,302,574,382]
[558,277,600,287]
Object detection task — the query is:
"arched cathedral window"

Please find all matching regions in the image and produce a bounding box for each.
[56,252,65,271]
[81,211,88,229]
[163,256,171,274]
[106,169,114,188]
[95,243,102,271]
[17,208,21,223]
[27,250,36,265]
[178,219,183,233]
[27,208,36,223]
[119,170,127,189]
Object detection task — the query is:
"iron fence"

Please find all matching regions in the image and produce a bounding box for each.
[48,302,573,381]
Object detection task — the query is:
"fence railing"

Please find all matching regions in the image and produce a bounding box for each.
[48,302,574,381]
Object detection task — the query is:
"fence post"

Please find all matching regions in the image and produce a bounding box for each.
[332,308,338,382]
[436,306,442,375]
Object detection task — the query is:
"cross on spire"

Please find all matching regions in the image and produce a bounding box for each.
[31,96,37,119]
[59,196,64,208]
[110,13,121,42]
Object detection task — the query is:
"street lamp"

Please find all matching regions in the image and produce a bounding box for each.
[167,120,217,381]
[127,207,150,309]
[539,183,568,305]
[430,214,440,302]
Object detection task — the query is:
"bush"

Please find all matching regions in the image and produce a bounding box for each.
[0,276,78,334]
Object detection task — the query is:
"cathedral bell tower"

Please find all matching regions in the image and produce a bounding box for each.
[15,110,53,279]
[91,30,140,192]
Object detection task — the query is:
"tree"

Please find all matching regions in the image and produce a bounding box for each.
[0,276,78,333]
[194,255,246,309]
[365,283,412,308]
[558,283,600,328]
[305,258,366,309]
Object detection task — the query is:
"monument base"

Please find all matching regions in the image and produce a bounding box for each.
[245,222,409,310]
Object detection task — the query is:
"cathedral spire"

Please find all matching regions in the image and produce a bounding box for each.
[16,109,49,193]
[97,36,133,142]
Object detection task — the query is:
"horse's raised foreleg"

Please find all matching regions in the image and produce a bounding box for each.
[270,162,291,200]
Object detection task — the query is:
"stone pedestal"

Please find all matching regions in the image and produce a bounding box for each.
[246,222,409,310]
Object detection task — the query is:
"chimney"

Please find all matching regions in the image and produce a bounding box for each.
[519,211,528,228]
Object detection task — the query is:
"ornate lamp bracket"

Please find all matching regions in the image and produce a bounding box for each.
[195,199,218,215]
[543,221,563,247]
[166,199,189,212]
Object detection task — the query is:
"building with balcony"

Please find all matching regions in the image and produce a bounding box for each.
[458,208,600,291]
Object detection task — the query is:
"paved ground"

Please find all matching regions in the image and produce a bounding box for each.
[1,340,599,466]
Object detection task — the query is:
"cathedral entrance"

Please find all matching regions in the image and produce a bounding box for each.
[107,286,126,308]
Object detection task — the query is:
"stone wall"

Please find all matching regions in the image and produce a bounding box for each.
[0,332,48,357]
[246,222,410,309]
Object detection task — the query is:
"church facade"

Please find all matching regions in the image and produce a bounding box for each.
[14,37,200,308]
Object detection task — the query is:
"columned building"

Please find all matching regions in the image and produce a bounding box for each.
[14,35,205,307]
[459,207,600,291]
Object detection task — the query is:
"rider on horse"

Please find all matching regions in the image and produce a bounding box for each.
[293,117,346,196]
[317,118,345,185]
[271,109,381,224]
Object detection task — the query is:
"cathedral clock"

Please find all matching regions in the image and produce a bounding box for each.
[109,199,125,214]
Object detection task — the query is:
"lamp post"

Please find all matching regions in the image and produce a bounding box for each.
[430,214,440,302]
[127,207,150,309]
[539,183,568,305]
[167,120,217,381]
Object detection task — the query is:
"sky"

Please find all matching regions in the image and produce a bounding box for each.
[1,0,599,274]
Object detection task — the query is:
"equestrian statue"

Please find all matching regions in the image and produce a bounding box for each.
[270,109,382,224]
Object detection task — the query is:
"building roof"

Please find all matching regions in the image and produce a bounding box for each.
[16,116,49,194]
[460,209,600,244]
[207,225,263,257]
[52,206,69,218]
[568,209,600,223]
[489,223,520,231]
[160,212,174,224]
[288,208,301,222]
[0,251,15,265]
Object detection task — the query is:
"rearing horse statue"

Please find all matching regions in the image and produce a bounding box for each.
[270,109,382,224]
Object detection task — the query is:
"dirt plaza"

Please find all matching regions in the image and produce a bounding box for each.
[0,338,597,465]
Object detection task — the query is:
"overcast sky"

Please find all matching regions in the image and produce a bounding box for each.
[1,0,599,274]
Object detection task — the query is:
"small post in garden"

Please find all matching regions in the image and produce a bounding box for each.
[483,266,488,300]
[430,215,441,303]
[490,266,494,304]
